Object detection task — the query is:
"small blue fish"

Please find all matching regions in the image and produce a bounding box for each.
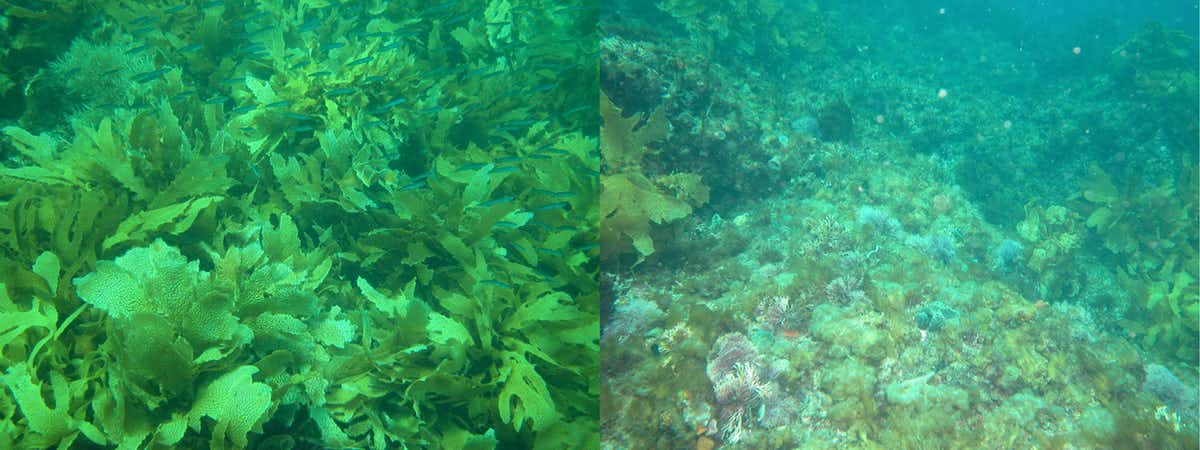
[234,11,268,25]
[532,189,576,199]
[288,125,315,133]
[536,147,570,156]
[489,166,519,175]
[319,42,346,51]
[132,67,171,83]
[231,104,257,113]
[380,41,403,51]
[421,67,453,78]
[535,62,568,71]
[243,25,274,37]
[164,5,188,14]
[309,70,333,78]
[494,221,520,229]
[564,103,591,115]
[289,60,311,70]
[130,15,159,26]
[532,201,569,212]
[456,162,487,172]
[346,56,374,66]
[502,119,537,128]
[204,95,229,104]
[495,156,522,164]
[130,26,157,36]
[445,14,469,28]
[239,43,266,54]
[393,28,420,37]
[425,0,457,15]
[536,247,564,257]
[460,67,490,80]
[264,100,291,108]
[179,43,203,53]
[479,279,512,289]
[554,5,588,13]
[364,75,386,83]
[124,44,151,54]
[378,97,407,109]
[478,196,514,207]
[297,18,321,32]
[201,0,224,8]
[282,112,314,120]
[397,180,427,191]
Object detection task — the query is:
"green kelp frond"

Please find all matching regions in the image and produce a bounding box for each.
[498,350,559,432]
[0,283,57,353]
[600,92,709,263]
[188,366,274,450]
[1,363,78,447]
[74,239,240,345]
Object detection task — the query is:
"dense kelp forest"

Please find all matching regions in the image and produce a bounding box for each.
[0,1,599,448]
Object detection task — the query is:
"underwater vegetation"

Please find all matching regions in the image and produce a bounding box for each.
[0,0,599,449]
[654,0,833,62]
[1075,164,1199,365]
[599,91,708,265]
[600,1,1198,449]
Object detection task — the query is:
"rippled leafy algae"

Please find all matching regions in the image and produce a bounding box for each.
[0,0,598,448]
[599,92,708,264]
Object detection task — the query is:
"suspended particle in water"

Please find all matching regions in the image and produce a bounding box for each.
[1003,120,1012,130]
[1073,46,1082,55]
[875,114,885,124]
[937,88,948,99]
[938,7,946,14]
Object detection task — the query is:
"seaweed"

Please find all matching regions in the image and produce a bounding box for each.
[1076,165,1199,363]
[599,91,708,263]
[0,0,599,448]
